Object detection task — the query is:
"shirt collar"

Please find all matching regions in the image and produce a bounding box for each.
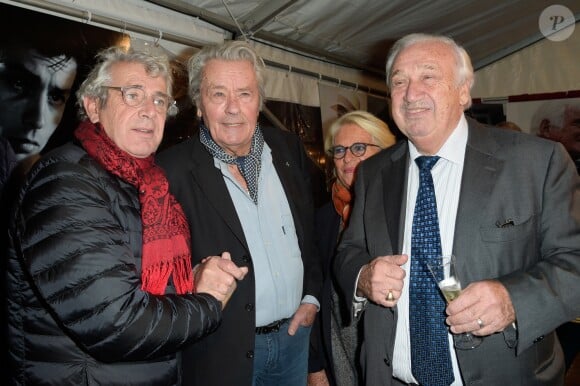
[408,114,468,167]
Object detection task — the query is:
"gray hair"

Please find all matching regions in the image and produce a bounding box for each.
[77,46,176,119]
[385,33,474,109]
[187,40,266,109]
[324,110,396,153]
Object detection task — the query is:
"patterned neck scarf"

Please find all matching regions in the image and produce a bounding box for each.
[75,120,194,295]
[331,179,352,225]
[199,123,264,205]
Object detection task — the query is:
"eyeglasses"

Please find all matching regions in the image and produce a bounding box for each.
[103,85,177,115]
[328,143,381,159]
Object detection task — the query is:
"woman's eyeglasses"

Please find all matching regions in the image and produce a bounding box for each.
[329,143,380,159]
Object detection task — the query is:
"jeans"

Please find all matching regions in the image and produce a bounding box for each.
[252,320,311,386]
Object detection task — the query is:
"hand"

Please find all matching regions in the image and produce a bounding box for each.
[446,279,516,336]
[357,254,408,307]
[307,370,330,386]
[287,303,318,336]
[194,252,248,309]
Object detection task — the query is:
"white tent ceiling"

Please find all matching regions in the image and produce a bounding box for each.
[147,0,580,79]
[4,0,579,102]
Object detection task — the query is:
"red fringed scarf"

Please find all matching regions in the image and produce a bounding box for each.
[332,180,352,225]
[75,120,194,295]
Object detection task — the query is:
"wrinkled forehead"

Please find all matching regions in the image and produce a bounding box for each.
[391,41,460,82]
[202,59,258,87]
[109,61,169,94]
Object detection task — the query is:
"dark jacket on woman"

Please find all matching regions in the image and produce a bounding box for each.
[309,201,341,385]
[309,201,363,386]
[4,141,222,386]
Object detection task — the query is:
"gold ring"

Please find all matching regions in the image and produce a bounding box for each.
[386,291,394,301]
[476,318,484,329]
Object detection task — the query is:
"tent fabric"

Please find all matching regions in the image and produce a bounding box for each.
[7,0,579,104]
[264,67,321,107]
[52,0,227,47]
[473,30,580,99]
[152,0,579,73]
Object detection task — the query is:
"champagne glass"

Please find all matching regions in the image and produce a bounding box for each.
[426,254,482,349]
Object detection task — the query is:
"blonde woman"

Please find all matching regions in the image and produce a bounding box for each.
[309,111,396,386]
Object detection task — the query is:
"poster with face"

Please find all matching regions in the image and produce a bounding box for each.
[506,97,580,172]
[0,3,123,188]
[0,50,77,160]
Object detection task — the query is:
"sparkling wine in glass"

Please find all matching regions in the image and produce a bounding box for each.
[439,277,462,303]
[427,254,482,350]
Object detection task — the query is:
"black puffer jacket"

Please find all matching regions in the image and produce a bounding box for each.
[4,142,222,385]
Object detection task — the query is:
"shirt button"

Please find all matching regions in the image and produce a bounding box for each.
[246,350,254,359]
[242,255,250,263]
[383,357,391,366]
[245,303,254,312]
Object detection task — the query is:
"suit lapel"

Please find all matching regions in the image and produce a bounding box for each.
[382,142,409,254]
[189,139,249,249]
[453,120,503,282]
[270,138,305,240]
[272,149,299,205]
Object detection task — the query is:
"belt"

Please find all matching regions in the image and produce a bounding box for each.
[255,318,289,334]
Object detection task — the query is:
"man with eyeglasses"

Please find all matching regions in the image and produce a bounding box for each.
[3,46,247,385]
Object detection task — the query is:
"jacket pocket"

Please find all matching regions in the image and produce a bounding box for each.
[480,214,536,243]
[477,214,539,276]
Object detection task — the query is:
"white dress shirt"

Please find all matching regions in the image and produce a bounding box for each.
[392,115,468,385]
